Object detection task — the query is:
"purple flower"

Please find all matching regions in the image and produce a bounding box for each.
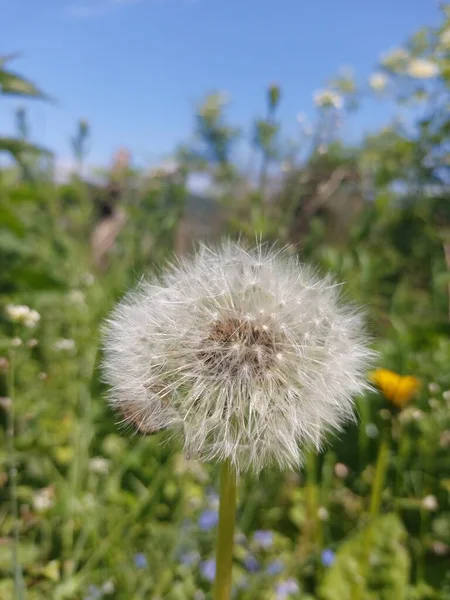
[84,585,102,600]
[180,551,200,566]
[253,530,274,548]
[243,554,259,572]
[198,509,218,531]
[321,549,335,567]
[266,559,284,576]
[200,559,216,582]
[275,578,299,599]
[134,553,148,569]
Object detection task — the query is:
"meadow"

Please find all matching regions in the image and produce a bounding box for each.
[1,8,450,600]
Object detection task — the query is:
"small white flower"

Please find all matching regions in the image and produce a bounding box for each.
[53,338,76,352]
[82,272,95,286]
[317,507,329,521]
[26,338,38,348]
[422,495,438,512]
[5,304,40,328]
[103,580,115,595]
[33,488,54,512]
[102,241,372,473]
[428,382,440,394]
[334,462,349,479]
[67,290,86,304]
[443,390,450,402]
[369,73,388,92]
[365,423,379,438]
[381,47,409,68]
[10,337,22,347]
[313,89,343,110]
[439,28,450,49]
[89,457,110,474]
[407,59,439,79]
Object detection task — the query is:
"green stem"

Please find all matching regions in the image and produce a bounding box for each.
[353,432,390,600]
[7,350,25,599]
[214,460,237,600]
[369,434,389,519]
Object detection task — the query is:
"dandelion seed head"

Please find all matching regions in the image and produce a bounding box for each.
[102,241,373,473]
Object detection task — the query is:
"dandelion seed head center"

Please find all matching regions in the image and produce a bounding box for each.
[199,315,283,375]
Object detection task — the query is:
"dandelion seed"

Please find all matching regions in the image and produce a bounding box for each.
[102,241,372,473]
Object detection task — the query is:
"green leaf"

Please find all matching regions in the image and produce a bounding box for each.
[319,514,410,600]
[0,67,49,100]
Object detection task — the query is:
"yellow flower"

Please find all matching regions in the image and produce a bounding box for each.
[370,368,420,409]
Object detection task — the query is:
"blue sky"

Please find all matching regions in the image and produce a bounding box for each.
[1,0,441,170]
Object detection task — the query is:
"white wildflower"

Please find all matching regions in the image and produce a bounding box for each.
[5,304,40,328]
[67,290,86,304]
[334,462,349,479]
[317,507,329,521]
[443,390,450,402]
[102,580,115,595]
[313,90,343,110]
[422,495,438,512]
[369,73,388,92]
[102,241,372,473]
[365,423,379,438]
[428,382,440,394]
[53,338,76,351]
[381,47,409,69]
[10,337,22,347]
[89,457,110,474]
[26,338,38,348]
[82,272,95,286]
[33,487,54,512]
[407,59,439,79]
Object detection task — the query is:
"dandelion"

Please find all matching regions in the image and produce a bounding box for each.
[102,241,372,599]
[5,304,40,328]
[370,368,420,410]
[313,90,343,109]
[407,59,439,79]
[369,72,388,92]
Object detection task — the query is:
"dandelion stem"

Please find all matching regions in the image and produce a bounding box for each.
[214,459,237,600]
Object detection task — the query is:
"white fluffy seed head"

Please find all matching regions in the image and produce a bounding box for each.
[102,241,373,473]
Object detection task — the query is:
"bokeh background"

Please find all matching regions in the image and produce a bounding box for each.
[1,1,450,599]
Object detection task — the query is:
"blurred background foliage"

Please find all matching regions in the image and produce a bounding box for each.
[1,6,450,600]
